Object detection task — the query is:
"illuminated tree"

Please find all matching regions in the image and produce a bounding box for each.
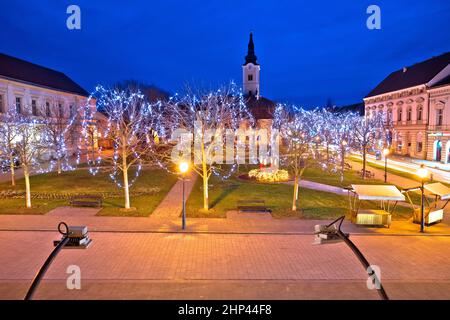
[41,104,79,174]
[0,110,21,186]
[160,83,253,211]
[14,118,49,208]
[83,85,160,210]
[351,112,384,179]
[274,104,320,211]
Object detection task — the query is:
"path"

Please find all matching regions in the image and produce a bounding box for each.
[347,158,418,188]
[1,230,450,299]
[285,180,347,195]
[352,154,450,184]
[150,173,198,219]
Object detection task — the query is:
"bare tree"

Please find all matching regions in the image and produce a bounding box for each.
[351,112,384,179]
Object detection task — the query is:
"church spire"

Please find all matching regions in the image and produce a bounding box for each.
[244,32,258,65]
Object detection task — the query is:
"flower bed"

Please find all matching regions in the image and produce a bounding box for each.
[0,187,161,199]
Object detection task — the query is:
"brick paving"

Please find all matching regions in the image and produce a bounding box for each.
[0,212,449,235]
[0,231,449,299]
[46,206,100,217]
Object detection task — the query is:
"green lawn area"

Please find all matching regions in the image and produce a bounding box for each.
[186,172,412,220]
[302,166,382,187]
[0,168,177,216]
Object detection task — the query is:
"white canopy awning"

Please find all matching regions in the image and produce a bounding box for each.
[351,185,405,201]
[424,183,450,200]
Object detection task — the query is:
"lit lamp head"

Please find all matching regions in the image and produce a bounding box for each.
[383,148,390,156]
[417,165,428,180]
[179,161,189,174]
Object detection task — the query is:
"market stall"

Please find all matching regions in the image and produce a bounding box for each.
[348,185,405,228]
[403,182,449,226]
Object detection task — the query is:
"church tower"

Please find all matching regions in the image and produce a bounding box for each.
[242,32,260,98]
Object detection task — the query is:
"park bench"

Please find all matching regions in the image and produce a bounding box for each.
[69,195,103,208]
[237,199,269,212]
[359,169,375,179]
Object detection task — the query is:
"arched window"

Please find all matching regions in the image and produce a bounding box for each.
[437,109,443,126]
[387,109,392,121]
[417,105,423,121]
[407,107,412,121]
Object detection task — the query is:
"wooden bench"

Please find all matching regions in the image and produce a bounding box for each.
[237,199,269,212]
[359,169,375,179]
[69,195,103,208]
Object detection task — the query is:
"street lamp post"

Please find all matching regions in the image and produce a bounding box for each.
[179,161,189,230]
[314,216,389,300]
[417,165,428,233]
[382,148,389,183]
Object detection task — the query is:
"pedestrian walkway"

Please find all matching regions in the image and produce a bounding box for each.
[286,180,347,195]
[347,158,418,188]
[150,173,198,219]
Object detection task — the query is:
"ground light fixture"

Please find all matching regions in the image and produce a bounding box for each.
[179,161,190,230]
[24,222,92,300]
[314,216,389,300]
[417,164,429,233]
[383,148,390,183]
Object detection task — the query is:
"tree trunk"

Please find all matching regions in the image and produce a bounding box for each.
[201,141,209,211]
[362,146,367,180]
[292,175,299,211]
[202,166,209,211]
[9,154,15,186]
[122,149,130,209]
[326,144,330,164]
[24,166,31,208]
[57,158,62,174]
[340,146,345,183]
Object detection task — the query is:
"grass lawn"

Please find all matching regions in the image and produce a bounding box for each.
[186,173,412,220]
[0,168,177,216]
[302,166,382,187]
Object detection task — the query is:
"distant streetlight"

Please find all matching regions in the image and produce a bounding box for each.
[417,164,428,233]
[383,148,390,183]
[179,161,190,230]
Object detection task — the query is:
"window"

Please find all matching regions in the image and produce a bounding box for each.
[387,109,392,122]
[437,109,443,126]
[417,106,423,121]
[407,107,412,121]
[69,105,76,118]
[248,74,253,81]
[32,99,38,116]
[58,103,64,118]
[398,108,403,121]
[0,94,4,113]
[46,102,51,117]
[15,97,22,114]
[417,142,423,153]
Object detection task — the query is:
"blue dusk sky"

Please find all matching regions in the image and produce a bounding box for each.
[1,0,449,107]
